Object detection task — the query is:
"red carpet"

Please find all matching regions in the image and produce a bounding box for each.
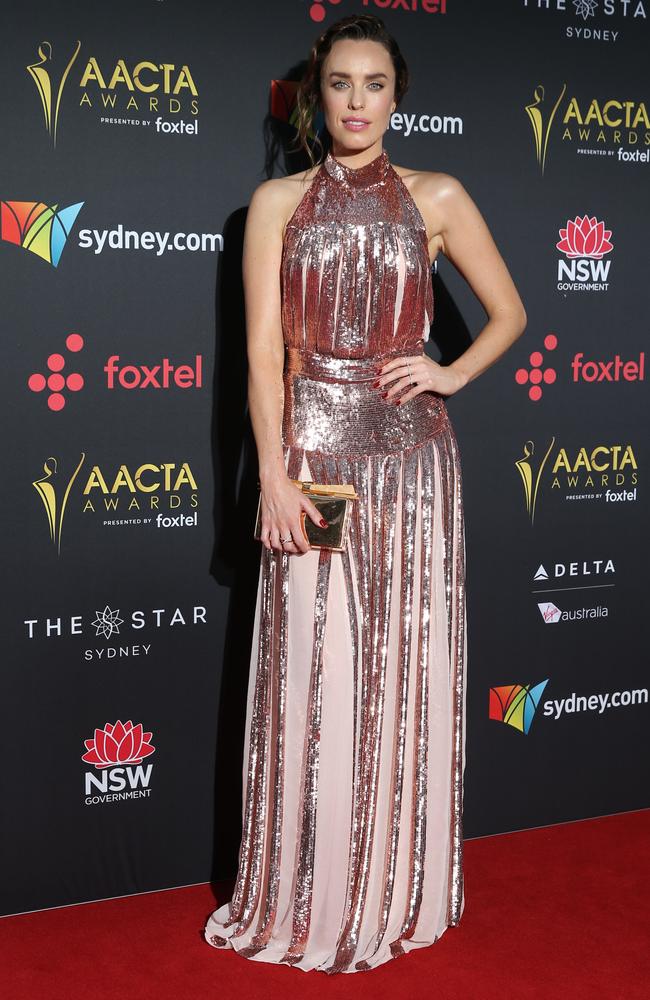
[4,809,649,1000]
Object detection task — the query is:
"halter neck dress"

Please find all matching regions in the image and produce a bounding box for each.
[204,148,467,974]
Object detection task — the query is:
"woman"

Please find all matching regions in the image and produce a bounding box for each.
[204,14,526,974]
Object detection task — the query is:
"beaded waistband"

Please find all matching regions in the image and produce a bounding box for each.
[284,346,422,383]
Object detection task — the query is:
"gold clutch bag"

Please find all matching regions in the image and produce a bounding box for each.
[254,479,359,551]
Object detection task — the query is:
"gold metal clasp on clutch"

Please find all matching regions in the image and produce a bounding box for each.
[290,479,359,500]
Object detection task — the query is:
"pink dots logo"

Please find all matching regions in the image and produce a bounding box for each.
[515,334,558,402]
[308,0,343,22]
[28,333,84,411]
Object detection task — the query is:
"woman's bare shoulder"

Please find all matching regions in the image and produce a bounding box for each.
[392,163,463,203]
[249,164,322,231]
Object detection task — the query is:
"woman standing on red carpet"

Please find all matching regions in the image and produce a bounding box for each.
[204,13,526,973]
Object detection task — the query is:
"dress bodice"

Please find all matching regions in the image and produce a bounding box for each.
[280,149,434,358]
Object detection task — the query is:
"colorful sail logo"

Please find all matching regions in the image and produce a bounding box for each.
[1,200,84,267]
[489,680,549,735]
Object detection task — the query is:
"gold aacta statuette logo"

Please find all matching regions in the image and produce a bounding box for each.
[525,83,566,175]
[26,40,81,147]
[32,454,85,554]
[515,438,555,524]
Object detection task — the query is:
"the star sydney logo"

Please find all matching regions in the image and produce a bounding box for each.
[92,607,124,639]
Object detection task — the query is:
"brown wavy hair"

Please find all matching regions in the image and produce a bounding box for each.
[292,14,409,167]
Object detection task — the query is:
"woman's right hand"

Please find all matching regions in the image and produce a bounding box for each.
[258,474,328,555]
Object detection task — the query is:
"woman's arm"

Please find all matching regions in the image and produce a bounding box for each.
[242,179,324,554]
[379,173,527,401]
[435,175,528,388]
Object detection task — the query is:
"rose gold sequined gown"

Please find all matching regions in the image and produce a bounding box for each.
[204,149,467,973]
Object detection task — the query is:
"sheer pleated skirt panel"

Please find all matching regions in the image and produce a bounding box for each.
[204,419,467,973]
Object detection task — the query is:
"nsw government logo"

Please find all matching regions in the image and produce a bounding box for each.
[556,214,613,292]
[82,719,155,805]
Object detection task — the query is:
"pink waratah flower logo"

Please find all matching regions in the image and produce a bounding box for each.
[556,216,613,259]
[81,719,156,769]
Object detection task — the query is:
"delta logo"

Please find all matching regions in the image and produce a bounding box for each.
[556,214,614,291]
[514,332,644,402]
[1,199,83,267]
[524,83,649,174]
[82,718,155,805]
[307,0,448,25]
[32,453,199,554]
[533,558,615,583]
[489,680,549,735]
[515,438,638,522]
[27,41,199,147]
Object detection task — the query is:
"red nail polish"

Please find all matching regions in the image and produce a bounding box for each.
[394,398,401,405]
[381,391,388,398]
[371,380,380,388]
[320,518,328,527]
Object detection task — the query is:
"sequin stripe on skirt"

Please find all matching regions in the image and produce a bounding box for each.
[280,448,334,963]
[321,444,426,974]
[438,423,467,926]
[355,446,420,966]
[323,450,402,974]
[212,447,304,949]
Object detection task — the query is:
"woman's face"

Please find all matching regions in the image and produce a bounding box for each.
[320,39,397,153]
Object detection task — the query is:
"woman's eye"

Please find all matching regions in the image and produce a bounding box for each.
[332,81,383,90]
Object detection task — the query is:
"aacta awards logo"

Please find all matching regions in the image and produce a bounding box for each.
[489,681,549,735]
[524,83,649,173]
[32,453,199,553]
[26,40,199,144]
[82,719,155,806]
[1,199,83,267]
[515,438,638,521]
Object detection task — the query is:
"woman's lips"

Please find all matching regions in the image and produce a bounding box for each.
[343,119,370,131]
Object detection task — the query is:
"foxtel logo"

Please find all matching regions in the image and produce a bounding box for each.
[571,352,644,383]
[104,355,202,389]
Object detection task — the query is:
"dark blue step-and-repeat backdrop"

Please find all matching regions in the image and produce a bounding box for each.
[1,1,647,916]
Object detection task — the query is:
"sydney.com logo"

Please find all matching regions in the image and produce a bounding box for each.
[1,199,83,267]
[1,198,222,268]
[489,679,648,734]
